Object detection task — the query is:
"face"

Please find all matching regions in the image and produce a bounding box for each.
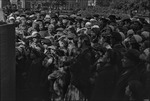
[9,19,15,24]
[76,22,81,28]
[38,22,43,30]
[20,17,26,25]
[48,25,54,34]
[122,56,133,68]
[33,38,38,43]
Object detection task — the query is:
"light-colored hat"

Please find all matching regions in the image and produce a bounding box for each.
[141,31,149,38]
[85,22,92,28]
[127,29,135,36]
[133,35,142,43]
[91,25,99,29]
[90,19,97,22]
[45,15,51,19]
[119,32,125,40]
[9,17,15,20]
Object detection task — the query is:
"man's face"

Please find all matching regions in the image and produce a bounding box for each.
[48,25,54,33]
[122,56,133,68]
[9,19,15,24]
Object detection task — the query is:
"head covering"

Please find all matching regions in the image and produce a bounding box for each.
[91,25,100,29]
[45,15,51,19]
[133,35,142,43]
[16,17,21,20]
[111,31,122,42]
[90,19,97,22]
[119,32,125,40]
[125,49,140,63]
[48,45,56,50]
[31,31,41,38]
[85,22,92,28]
[9,17,15,20]
[127,29,135,36]
[56,28,64,32]
[109,25,115,31]
[141,31,150,38]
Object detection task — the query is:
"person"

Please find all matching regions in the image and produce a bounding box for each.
[90,49,121,101]
[69,34,97,100]
[112,49,143,101]
[125,80,144,101]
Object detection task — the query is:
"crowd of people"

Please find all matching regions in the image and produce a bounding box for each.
[2,8,150,101]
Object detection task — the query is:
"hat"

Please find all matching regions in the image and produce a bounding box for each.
[133,35,142,43]
[41,39,51,45]
[127,29,135,36]
[125,49,141,63]
[119,32,125,40]
[29,14,35,18]
[90,19,97,22]
[56,28,64,32]
[45,15,51,19]
[141,31,149,38]
[48,45,56,50]
[111,31,122,42]
[93,14,99,18]
[16,17,21,20]
[109,25,115,31]
[9,17,15,20]
[91,25,100,29]
[31,31,41,38]
[85,22,92,28]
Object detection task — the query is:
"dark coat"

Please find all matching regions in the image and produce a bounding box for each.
[112,67,140,101]
[70,47,96,99]
[90,63,118,101]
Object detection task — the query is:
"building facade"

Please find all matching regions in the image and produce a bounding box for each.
[23,0,90,10]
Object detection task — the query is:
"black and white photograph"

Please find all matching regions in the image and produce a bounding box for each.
[0,0,150,101]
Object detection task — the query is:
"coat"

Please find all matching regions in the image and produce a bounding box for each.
[112,67,140,101]
[70,47,96,99]
[90,63,118,101]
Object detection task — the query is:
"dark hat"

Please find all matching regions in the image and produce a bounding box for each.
[108,15,116,21]
[35,10,40,13]
[41,39,51,46]
[93,14,99,18]
[111,31,123,42]
[124,49,141,63]
[20,14,26,18]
